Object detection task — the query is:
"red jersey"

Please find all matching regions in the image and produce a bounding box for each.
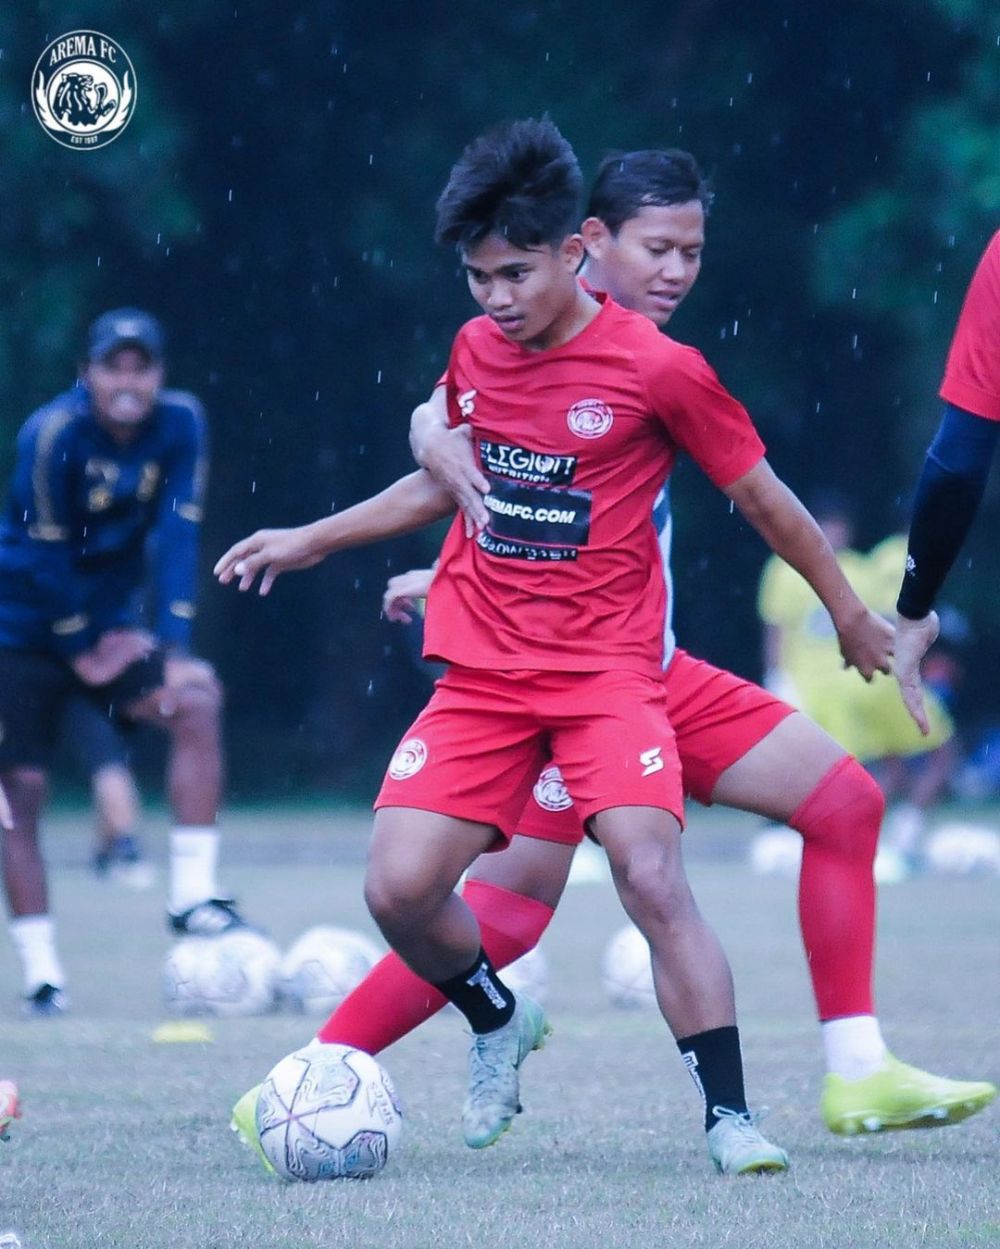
[940,231,1000,422]
[422,294,764,677]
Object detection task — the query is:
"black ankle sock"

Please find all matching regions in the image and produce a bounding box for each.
[676,1025,749,1132]
[433,948,515,1034]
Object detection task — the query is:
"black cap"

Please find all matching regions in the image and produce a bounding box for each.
[86,308,165,363]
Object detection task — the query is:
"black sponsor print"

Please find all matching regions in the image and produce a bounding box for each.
[480,473,591,562]
[478,439,577,486]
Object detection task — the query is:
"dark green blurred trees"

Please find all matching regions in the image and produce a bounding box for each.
[2,2,997,794]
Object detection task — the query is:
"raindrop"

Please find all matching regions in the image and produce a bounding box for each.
[366,680,374,695]
[368,154,374,166]
[156,232,161,245]
[851,288,857,300]
[227,188,233,203]
[96,256,101,267]
[933,291,938,304]
[851,334,859,349]
[376,370,382,384]
[746,72,753,84]
[732,320,739,337]
[314,390,320,401]
[251,481,256,493]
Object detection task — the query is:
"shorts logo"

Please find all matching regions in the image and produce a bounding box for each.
[388,737,428,781]
[458,389,477,418]
[567,398,614,440]
[639,746,664,777]
[32,31,136,150]
[532,765,573,813]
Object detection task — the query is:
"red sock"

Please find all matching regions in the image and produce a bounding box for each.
[790,755,883,1021]
[317,880,554,1053]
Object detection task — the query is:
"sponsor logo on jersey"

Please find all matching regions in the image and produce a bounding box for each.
[388,737,428,780]
[458,389,477,418]
[639,746,664,777]
[32,31,136,150]
[567,398,614,440]
[479,439,577,486]
[477,472,592,563]
[533,765,573,812]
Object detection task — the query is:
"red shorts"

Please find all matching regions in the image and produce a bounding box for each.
[518,649,794,845]
[374,665,684,844]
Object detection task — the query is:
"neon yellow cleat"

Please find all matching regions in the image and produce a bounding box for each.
[229,1084,276,1175]
[822,1054,997,1136]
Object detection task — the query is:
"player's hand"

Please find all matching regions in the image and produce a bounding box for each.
[0,782,13,833]
[835,605,894,682]
[382,567,436,623]
[419,424,489,537]
[893,611,940,736]
[214,525,323,595]
[71,628,157,686]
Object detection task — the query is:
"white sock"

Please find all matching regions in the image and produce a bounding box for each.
[169,826,220,913]
[822,1015,888,1081]
[9,914,66,995]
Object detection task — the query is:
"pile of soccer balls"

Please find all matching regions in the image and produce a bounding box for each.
[162,924,382,1018]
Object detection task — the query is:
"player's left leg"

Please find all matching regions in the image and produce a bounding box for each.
[705,703,996,1133]
[122,655,241,933]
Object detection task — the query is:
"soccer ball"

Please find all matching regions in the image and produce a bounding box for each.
[924,823,1000,876]
[498,945,549,1004]
[163,930,281,1017]
[256,1043,403,1180]
[279,926,382,1014]
[748,827,803,879]
[602,923,657,1009]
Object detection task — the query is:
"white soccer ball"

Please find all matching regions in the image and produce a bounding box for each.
[748,827,803,879]
[257,1043,403,1180]
[279,926,383,1015]
[602,923,657,1009]
[924,823,1000,876]
[163,930,281,1017]
[498,946,549,1004]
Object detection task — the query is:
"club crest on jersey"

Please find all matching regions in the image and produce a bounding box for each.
[567,398,614,439]
[532,765,573,812]
[388,737,428,781]
[32,31,136,150]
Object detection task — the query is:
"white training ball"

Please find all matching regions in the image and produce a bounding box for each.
[498,946,549,1004]
[748,827,803,879]
[602,923,656,1009]
[163,930,281,1017]
[257,1043,403,1181]
[279,926,383,1015]
[924,823,1000,876]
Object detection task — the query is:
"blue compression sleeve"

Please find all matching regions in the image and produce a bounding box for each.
[897,403,998,618]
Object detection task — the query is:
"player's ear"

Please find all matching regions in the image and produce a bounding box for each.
[580,216,612,260]
[559,232,586,271]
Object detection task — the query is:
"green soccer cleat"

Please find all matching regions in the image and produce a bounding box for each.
[462,995,551,1150]
[822,1054,997,1136]
[229,1084,276,1175]
[706,1107,790,1175]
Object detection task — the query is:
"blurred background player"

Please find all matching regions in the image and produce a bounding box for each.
[58,694,155,888]
[0,308,247,1016]
[758,492,959,879]
[895,230,1000,729]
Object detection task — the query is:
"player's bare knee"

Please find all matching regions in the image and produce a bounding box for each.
[610,839,691,918]
[169,681,223,738]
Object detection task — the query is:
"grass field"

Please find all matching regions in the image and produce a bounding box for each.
[1,804,997,1249]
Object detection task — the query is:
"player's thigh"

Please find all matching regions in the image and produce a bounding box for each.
[549,670,683,826]
[374,667,547,843]
[367,806,500,912]
[710,711,846,822]
[466,831,577,909]
[0,648,73,773]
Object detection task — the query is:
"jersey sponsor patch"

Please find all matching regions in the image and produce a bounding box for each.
[567,398,614,439]
[479,438,577,486]
[388,737,428,780]
[639,746,664,777]
[532,764,573,812]
[479,475,592,561]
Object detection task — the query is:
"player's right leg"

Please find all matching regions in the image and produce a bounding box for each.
[0,649,72,1016]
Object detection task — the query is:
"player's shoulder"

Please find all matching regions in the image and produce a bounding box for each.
[157,389,206,431]
[18,387,87,449]
[600,299,709,374]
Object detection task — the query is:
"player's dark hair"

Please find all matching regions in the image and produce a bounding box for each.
[435,117,583,251]
[587,149,713,234]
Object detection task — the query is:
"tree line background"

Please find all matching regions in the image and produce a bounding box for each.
[1,1,998,798]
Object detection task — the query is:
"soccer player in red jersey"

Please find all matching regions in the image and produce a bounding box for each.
[311,152,994,1141]
[895,231,1000,730]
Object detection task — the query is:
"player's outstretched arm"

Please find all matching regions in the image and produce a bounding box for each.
[214,470,455,596]
[725,460,894,680]
[410,385,489,536]
[893,611,940,736]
